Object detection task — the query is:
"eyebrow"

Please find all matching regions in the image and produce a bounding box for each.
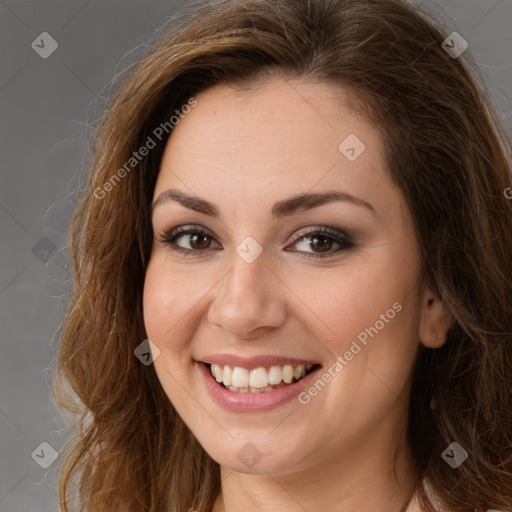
[151,188,376,219]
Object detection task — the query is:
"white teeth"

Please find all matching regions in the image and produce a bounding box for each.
[231,367,250,388]
[222,365,232,386]
[293,364,306,380]
[268,365,282,385]
[210,362,315,391]
[282,365,294,384]
[249,367,269,389]
[214,364,223,382]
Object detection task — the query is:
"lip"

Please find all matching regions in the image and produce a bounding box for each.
[199,354,320,369]
[195,360,322,413]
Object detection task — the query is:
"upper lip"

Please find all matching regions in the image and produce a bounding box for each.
[198,354,321,369]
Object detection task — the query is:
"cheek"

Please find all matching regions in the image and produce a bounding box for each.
[296,259,408,346]
[142,257,195,355]
[298,254,419,397]
[142,260,193,407]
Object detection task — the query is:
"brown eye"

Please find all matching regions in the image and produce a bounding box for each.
[286,227,354,259]
[157,224,354,259]
[185,231,212,250]
[157,225,220,256]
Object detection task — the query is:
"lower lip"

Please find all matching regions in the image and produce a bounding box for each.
[196,361,321,413]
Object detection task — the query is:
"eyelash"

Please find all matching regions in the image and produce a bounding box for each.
[155,224,354,259]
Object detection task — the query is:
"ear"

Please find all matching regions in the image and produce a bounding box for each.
[418,286,452,349]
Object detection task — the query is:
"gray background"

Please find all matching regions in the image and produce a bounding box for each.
[0,1,511,511]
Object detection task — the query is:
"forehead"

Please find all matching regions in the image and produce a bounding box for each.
[154,78,400,222]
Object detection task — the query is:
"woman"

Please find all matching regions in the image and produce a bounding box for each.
[53,0,512,511]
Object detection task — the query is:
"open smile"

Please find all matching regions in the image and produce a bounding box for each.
[208,362,318,392]
[196,359,322,412]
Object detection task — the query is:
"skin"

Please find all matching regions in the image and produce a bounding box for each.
[142,77,451,512]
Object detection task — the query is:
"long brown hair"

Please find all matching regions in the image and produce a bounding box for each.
[53,0,512,510]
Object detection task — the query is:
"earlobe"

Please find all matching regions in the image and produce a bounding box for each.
[419,289,452,349]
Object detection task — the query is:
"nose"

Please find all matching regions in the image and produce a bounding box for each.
[207,247,287,340]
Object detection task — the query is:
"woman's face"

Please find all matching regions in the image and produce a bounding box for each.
[143,77,433,476]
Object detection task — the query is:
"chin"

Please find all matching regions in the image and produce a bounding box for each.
[195,426,313,476]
